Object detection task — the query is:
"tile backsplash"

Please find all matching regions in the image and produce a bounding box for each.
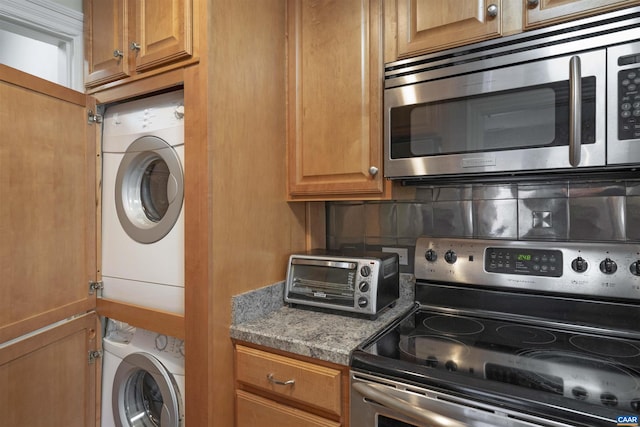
[327,179,640,272]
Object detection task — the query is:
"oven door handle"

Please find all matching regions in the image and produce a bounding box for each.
[569,55,581,167]
[352,382,467,427]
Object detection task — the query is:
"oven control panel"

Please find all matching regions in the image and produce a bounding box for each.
[415,237,640,300]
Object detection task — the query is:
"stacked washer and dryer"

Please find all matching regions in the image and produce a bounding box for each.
[100,90,186,427]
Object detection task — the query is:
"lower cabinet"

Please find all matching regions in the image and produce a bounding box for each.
[234,343,349,426]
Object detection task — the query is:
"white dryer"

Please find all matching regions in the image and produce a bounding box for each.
[101,90,185,314]
[101,319,185,427]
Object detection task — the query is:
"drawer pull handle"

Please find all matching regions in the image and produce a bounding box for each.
[267,373,295,386]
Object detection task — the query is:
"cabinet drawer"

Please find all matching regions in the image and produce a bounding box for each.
[235,345,342,416]
[236,390,340,427]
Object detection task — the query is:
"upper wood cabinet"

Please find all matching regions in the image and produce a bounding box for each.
[524,0,640,29]
[388,0,640,61]
[287,0,388,201]
[84,0,193,88]
[395,0,503,58]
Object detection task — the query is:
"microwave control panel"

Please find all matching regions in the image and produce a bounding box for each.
[618,65,640,140]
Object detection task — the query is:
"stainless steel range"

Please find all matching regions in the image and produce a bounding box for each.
[351,238,640,427]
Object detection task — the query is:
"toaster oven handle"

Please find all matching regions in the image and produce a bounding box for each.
[291,258,357,270]
[353,382,466,427]
[569,55,581,167]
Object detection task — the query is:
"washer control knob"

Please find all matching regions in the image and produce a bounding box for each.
[630,398,640,412]
[360,265,371,277]
[599,258,617,275]
[425,249,437,262]
[358,281,370,293]
[571,257,588,273]
[155,334,168,351]
[444,250,457,264]
[174,105,185,119]
[445,360,458,372]
[357,296,368,308]
[631,261,640,276]
[425,356,438,368]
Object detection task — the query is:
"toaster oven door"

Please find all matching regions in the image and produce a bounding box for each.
[286,258,357,307]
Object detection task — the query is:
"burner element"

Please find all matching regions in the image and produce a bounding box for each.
[423,315,485,335]
[569,335,640,358]
[399,335,470,366]
[496,325,557,345]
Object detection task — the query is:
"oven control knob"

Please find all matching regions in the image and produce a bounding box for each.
[425,249,437,262]
[358,281,370,293]
[444,250,457,264]
[600,392,618,407]
[571,386,588,401]
[599,258,617,275]
[630,261,640,276]
[357,296,368,308]
[445,360,458,372]
[571,257,588,273]
[360,265,371,277]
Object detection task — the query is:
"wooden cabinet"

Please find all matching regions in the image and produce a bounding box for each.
[0,314,99,427]
[84,0,193,88]
[388,0,640,61]
[524,0,640,29]
[234,344,348,426]
[395,0,503,58]
[286,0,387,200]
[1,64,101,423]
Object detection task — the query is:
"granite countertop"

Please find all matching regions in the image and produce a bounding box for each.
[230,274,415,366]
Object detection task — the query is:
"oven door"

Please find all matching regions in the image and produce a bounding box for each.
[384,49,606,179]
[350,372,573,427]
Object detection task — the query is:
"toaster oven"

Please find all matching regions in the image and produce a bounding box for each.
[284,250,399,318]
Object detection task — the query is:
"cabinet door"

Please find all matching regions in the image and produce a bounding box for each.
[84,0,130,87]
[236,390,340,427]
[287,0,386,200]
[396,0,502,58]
[0,65,97,343]
[0,313,99,427]
[524,0,640,28]
[130,0,193,73]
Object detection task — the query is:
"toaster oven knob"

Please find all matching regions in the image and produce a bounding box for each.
[360,265,371,277]
[631,261,640,276]
[444,250,457,264]
[425,249,437,262]
[571,256,588,273]
[599,258,617,274]
[358,281,370,292]
[357,296,368,308]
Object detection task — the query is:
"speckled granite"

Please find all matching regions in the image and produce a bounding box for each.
[230,274,416,366]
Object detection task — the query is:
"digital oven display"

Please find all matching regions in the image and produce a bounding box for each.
[485,248,563,277]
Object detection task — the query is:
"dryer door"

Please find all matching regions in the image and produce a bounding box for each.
[115,136,184,244]
[112,352,184,427]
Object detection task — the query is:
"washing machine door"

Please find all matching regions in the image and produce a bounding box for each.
[115,136,184,244]
[112,352,184,427]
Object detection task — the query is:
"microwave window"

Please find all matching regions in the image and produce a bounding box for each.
[390,77,596,158]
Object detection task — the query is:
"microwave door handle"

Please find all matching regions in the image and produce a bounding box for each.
[352,382,466,427]
[569,55,581,167]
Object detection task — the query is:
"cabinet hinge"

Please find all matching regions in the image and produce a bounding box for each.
[88,280,103,296]
[87,109,103,124]
[88,350,103,364]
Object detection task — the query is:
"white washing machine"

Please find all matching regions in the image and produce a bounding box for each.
[101,319,185,427]
[101,90,185,314]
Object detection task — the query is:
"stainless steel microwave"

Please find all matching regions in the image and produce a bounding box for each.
[384,6,640,180]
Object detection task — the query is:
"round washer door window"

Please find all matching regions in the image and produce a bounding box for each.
[112,352,184,427]
[115,136,184,244]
